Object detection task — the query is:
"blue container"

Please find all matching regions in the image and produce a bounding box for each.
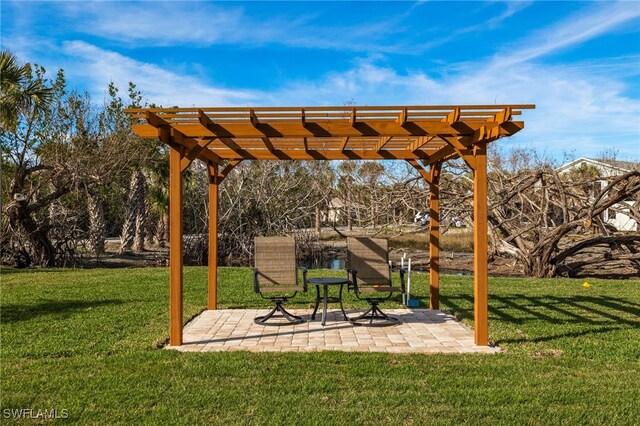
[407,299,420,308]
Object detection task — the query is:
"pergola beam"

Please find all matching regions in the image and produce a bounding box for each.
[147,112,222,168]
[132,120,525,140]
[423,125,491,166]
[174,148,439,161]
[180,138,216,172]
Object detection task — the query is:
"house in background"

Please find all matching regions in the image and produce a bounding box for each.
[324,197,345,224]
[556,157,639,231]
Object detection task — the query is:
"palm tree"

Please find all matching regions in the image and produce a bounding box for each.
[0,51,53,131]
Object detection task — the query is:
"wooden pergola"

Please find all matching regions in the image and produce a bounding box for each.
[125,104,535,347]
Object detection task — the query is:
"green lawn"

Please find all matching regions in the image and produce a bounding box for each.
[1,267,639,425]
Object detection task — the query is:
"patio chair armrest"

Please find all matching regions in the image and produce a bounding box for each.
[252,268,260,293]
[346,269,359,294]
[299,267,308,292]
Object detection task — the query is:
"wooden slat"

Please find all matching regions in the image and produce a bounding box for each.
[124,104,535,114]
[130,110,520,121]
[146,110,171,128]
[132,123,160,138]
[249,109,259,127]
[442,107,461,124]
[408,136,436,152]
[374,136,393,151]
[398,107,408,125]
[339,137,349,151]
[492,107,512,124]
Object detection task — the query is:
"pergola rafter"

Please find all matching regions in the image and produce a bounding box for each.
[125,104,535,348]
[128,105,531,163]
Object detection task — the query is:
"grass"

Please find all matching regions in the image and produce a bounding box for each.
[1,267,639,425]
[390,230,473,252]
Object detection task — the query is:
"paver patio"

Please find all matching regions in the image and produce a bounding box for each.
[168,309,499,354]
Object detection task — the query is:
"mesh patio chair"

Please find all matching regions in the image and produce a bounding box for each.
[346,237,405,326]
[253,236,308,325]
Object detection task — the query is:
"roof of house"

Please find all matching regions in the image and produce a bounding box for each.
[556,157,639,175]
[329,197,345,208]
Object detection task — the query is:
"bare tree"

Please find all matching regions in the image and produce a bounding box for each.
[435,150,640,277]
[214,160,333,264]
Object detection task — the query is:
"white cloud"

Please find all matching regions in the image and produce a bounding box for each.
[493,1,640,67]
[53,1,411,53]
[61,41,257,106]
[45,1,531,55]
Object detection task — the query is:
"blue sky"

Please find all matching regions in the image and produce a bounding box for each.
[2,1,639,161]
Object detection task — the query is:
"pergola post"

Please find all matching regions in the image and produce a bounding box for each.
[429,162,442,309]
[208,163,219,310]
[168,144,184,346]
[473,142,489,346]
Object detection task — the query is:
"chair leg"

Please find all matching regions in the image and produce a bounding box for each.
[349,300,400,327]
[254,301,305,326]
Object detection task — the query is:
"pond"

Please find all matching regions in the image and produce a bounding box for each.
[304,258,345,270]
[304,257,472,276]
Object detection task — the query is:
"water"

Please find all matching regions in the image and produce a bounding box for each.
[412,266,471,276]
[307,257,471,276]
[306,258,345,270]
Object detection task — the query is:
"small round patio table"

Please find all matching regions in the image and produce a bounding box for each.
[308,277,350,326]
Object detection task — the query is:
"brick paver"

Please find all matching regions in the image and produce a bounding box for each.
[167,309,499,354]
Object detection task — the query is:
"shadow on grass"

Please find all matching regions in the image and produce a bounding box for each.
[441,293,640,344]
[1,299,125,323]
[498,325,625,345]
